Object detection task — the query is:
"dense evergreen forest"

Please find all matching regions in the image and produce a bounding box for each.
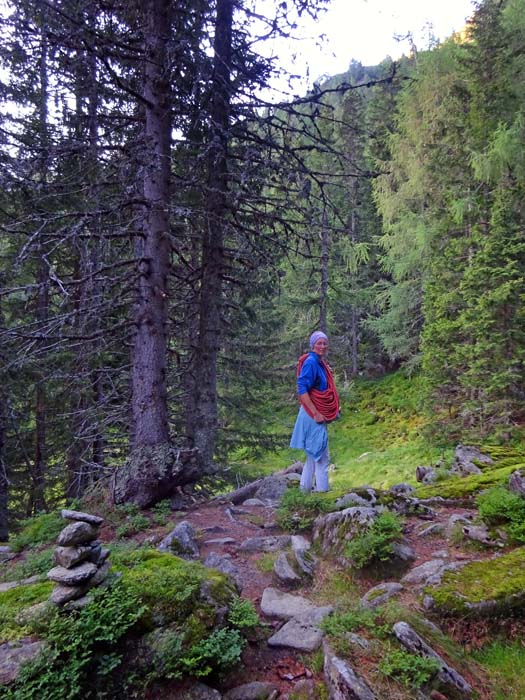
[1,0,524,539]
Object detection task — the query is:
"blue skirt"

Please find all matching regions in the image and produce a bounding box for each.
[290,406,328,461]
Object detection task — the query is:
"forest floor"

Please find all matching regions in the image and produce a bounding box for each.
[135,491,499,699]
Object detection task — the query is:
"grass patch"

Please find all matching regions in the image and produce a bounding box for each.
[254,552,278,574]
[473,640,525,700]
[0,547,54,583]
[9,512,63,553]
[276,487,337,532]
[229,372,450,492]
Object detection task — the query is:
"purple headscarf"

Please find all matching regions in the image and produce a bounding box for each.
[309,331,328,349]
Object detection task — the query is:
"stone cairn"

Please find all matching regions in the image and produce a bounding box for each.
[47,509,110,606]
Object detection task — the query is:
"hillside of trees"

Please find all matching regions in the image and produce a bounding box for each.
[1,0,524,538]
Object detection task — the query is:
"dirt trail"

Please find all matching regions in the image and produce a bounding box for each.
[146,495,488,698]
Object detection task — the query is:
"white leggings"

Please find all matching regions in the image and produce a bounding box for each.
[300,447,330,492]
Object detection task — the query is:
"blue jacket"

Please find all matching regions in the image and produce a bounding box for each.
[297,352,328,395]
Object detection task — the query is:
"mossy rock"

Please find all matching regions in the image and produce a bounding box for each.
[426,548,525,617]
[118,549,236,629]
[0,581,54,642]
[415,464,520,499]
[415,446,525,500]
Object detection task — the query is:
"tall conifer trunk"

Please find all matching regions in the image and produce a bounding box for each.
[32,0,49,513]
[130,0,172,450]
[320,207,329,333]
[0,290,7,540]
[190,0,233,467]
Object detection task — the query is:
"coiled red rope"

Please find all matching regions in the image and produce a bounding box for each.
[297,353,340,422]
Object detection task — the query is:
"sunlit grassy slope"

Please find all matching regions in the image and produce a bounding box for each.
[231,371,451,491]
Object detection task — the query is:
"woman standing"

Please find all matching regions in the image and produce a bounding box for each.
[290,331,340,492]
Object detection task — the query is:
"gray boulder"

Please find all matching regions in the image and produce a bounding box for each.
[47,561,98,586]
[0,639,45,685]
[273,552,301,586]
[509,469,525,497]
[178,682,222,700]
[223,681,279,700]
[313,507,378,554]
[203,552,242,592]
[323,641,376,700]
[253,474,299,503]
[391,541,416,563]
[238,535,291,553]
[450,444,493,477]
[267,618,325,652]
[416,465,438,483]
[389,483,415,497]
[241,498,266,507]
[158,520,199,559]
[334,492,370,508]
[260,587,332,621]
[61,509,104,527]
[290,534,316,576]
[401,559,446,585]
[50,583,87,605]
[56,521,99,546]
[462,524,502,547]
[393,621,472,698]
[53,545,92,569]
[360,582,404,609]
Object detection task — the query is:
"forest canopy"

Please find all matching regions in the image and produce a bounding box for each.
[1,0,524,536]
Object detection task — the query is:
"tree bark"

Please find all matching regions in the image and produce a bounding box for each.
[320,206,329,334]
[130,0,172,450]
[190,0,233,468]
[32,0,49,513]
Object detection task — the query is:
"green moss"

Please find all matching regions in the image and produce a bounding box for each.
[415,447,525,500]
[0,581,54,641]
[415,465,523,499]
[427,548,525,615]
[117,549,235,629]
[255,552,278,574]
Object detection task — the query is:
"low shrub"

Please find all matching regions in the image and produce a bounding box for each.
[152,499,172,525]
[1,581,145,699]
[321,605,389,639]
[179,627,245,677]
[276,488,335,532]
[344,511,404,569]
[477,486,525,543]
[227,596,259,629]
[115,513,150,539]
[378,647,440,688]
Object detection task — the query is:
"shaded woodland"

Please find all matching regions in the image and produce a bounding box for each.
[1,0,524,536]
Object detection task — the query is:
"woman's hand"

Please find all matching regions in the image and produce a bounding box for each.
[299,393,326,423]
[313,410,326,423]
